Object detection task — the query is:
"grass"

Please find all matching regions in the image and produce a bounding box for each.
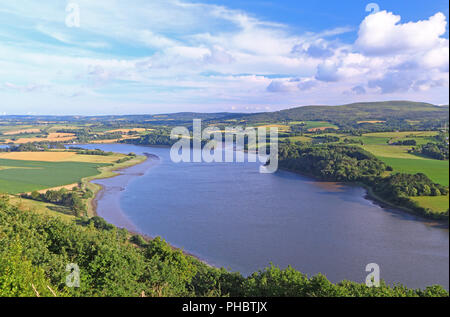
[0,158,109,194]
[362,145,422,159]
[379,156,449,186]
[9,196,75,222]
[358,136,449,186]
[363,131,439,138]
[411,195,449,214]
[304,121,338,130]
[286,136,312,143]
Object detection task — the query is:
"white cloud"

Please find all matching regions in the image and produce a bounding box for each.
[356,11,447,55]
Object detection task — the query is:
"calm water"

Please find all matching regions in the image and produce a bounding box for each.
[83,144,449,289]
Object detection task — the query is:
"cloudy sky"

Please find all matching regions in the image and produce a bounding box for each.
[0,0,448,115]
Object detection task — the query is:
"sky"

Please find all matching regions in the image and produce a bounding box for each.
[0,0,448,115]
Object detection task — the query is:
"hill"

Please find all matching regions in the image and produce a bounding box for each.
[242,101,449,128]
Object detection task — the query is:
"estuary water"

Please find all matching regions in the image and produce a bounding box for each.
[81,143,448,289]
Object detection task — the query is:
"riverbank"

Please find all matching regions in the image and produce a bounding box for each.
[279,165,449,227]
[82,154,148,217]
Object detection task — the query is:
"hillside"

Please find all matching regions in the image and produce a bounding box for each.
[242,101,449,128]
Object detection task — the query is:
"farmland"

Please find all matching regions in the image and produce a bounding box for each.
[0,158,108,194]
[410,195,450,214]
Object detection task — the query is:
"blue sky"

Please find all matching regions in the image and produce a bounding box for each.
[0,0,448,115]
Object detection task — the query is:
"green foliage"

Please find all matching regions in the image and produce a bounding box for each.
[22,188,88,217]
[243,101,449,132]
[416,142,449,160]
[278,144,387,181]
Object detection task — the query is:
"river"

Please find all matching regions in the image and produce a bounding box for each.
[79,143,449,289]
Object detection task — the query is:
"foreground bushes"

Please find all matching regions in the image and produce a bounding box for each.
[0,196,447,297]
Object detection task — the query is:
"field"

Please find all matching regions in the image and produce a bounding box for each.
[107,128,148,133]
[0,151,76,162]
[0,157,109,194]
[3,132,76,144]
[357,120,386,124]
[3,128,42,135]
[411,195,449,214]
[378,156,449,186]
[362,131,439,138]
[304,121,338,131]
[9,196,75,221]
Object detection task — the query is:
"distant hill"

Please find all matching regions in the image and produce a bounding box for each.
[1,101,448,128]
[241,101,449,126]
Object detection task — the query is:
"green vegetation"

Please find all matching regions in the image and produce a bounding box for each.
[377,157,449,187]
[0,159,108,194]
[243,101,449,131]
[22,186,93,217]
[410,196,450,215]
[0,196,447,297]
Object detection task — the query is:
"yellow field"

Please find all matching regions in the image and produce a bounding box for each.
[107,128,148,133]
[308,127,337,132]
[0,151,124,163]
[12,132,75,144]
[62,154,123,163]
[363,131,438,138]
[357,120,386,124]
[3,128,41,135]
[0,151,76,161]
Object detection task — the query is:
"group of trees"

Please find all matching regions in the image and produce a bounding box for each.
[115,153,136,164]
[0,142,65,152]
[69,148,115,156]
[24,187,91,217]
[414,142,449,160]
[311,135,340,144]
[278,144,387,182]
[373,173,448,198]
[0,196,447,297]
[392,139,417,146]
[126,132,176,146]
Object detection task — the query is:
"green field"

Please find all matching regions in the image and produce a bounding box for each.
[304,121,338,130]
[355,132,449,187]
[0,158,108,194]
[411,195,449,214]
[378,156,449,186]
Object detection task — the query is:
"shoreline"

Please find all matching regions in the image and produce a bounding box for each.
[279,166,449,228]
[83,154,149,217]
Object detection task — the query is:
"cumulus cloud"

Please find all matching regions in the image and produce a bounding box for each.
[266,79,298,93]
[315,60,340,82]
[351,85,366,95]
[297,80,317,91]
[356,11,447,55]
